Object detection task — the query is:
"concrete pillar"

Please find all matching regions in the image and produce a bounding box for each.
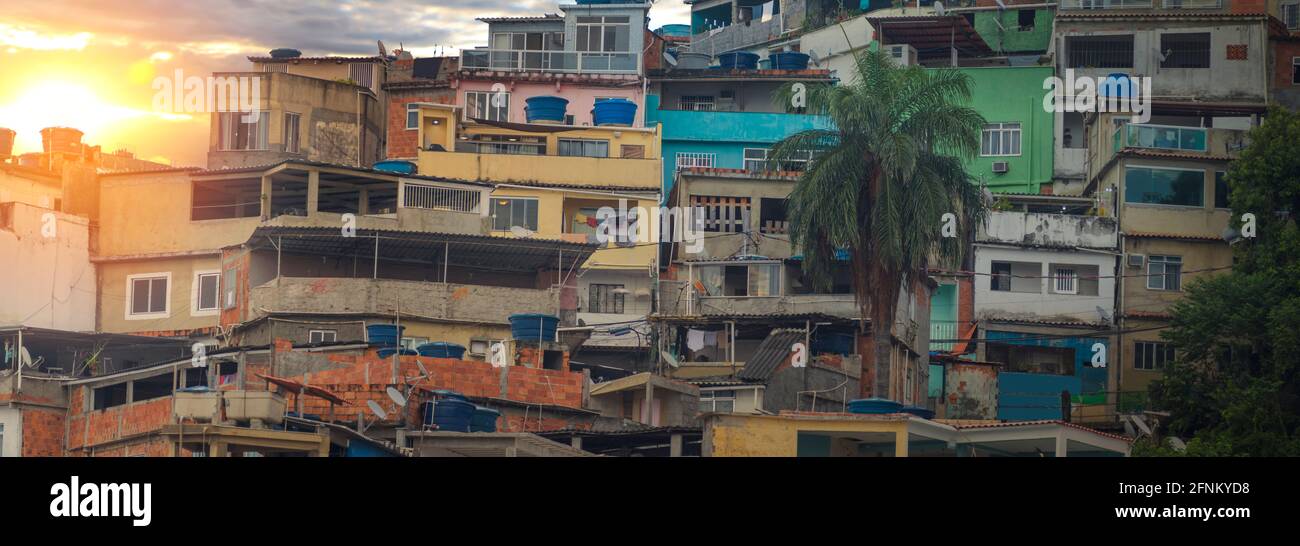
[1055,431,1068,458]
[643,381,655,425]
[893,430,909,457]
[260,174,272,220]
[358,187,370,215]
[570,435,583,450]
[210,441,228,458]
[669,433,683,457]
[306,169,320,216]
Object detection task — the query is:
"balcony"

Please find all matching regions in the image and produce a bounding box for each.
[460,49,641,75]
[249,278,560,325]
[417,149,661,188]
[1110,123,1248,158]
[689,17,783,56]
[657,280,858,319]
[978,211,1118,249]
[649,106,829,143]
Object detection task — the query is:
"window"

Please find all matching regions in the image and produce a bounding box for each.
[309,330,337,344]
[193,272,220,314]
[588,284,626,314]
[458,134,544,155]
[748,263,780,296]
[283,112,300,154]
[1017,9,1035,31]
[400,337,429,351]
[699,389,736,413]
[675,152,715,171]
[1284,3,1299,30]
[680,96,715,111]
[1214,171,1229,209]
[468,338,504,357]
[1160,33,1211,69]
[127,273,169,318]
[576,15,631,52]
[759,198,789,235]
[620,144,645,159]
[1066,35,1135,69]
[1147,255,1182,291]
[407,104,420,130]
[222,267,238,310]
[133,374,173,402]
[558,139,609,158]
[465,91,510,122]
[991,262,1012,292]
[93,383,129,411]
[491,197,539,231]
[1054,267,1078,295]
[1293,57,1300,85]
[1134,341,1175,371]
[218,111,269,151]
[1125,166,1204,207]
[691,195,750,233]
[981,123,1022,156]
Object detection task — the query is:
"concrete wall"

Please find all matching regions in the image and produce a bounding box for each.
[973,245,1116,322]
[248,277,563,325]
[99,171,259,257]
[453,80,645,127]
[1054,17,1270,103]
[978,211,1119,249]
[799,14,876,83]
[959,66,1057,194]
[97,255,222,335]
[0,203,96,330]
[942,362,999,420]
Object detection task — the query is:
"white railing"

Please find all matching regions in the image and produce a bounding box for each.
[1058,0,1153,8]
[402,183,482,214]
[460,49,641,75]
[930,321,957,352]
[1162,0,1221,8]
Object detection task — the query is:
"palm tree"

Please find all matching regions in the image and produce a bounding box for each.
[769,49,987,400]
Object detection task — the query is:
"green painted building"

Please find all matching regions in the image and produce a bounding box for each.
[971,8,1054,55]
[951,65,1055,194]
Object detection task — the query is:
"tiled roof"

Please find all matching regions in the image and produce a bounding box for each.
[984,316,1110,328]
[679,166,802,179]
[1124,311,1173,320]
[1119,149,1234,162]
[944,419,1133,443]
[1125,231,1225,242]
[249,55,384,63]
[1057,11,1269,21]
[476,14,561,23]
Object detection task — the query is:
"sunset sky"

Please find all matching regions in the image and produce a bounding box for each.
[0,0,690,166]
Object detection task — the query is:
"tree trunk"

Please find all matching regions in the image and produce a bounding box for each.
[872,263,899,401]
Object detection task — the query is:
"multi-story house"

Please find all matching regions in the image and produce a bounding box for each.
[1057,7,1268,401]
[455,3,651,127]
[207,52,389,169]
[383,52,458,160]
[654,166,934,411]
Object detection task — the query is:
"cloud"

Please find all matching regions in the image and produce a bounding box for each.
[0,23,93,51]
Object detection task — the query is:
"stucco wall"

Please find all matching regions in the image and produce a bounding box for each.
[0,204,96,330]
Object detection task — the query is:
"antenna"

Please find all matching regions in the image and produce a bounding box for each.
[366,400,388,420]
[386,386,407,407]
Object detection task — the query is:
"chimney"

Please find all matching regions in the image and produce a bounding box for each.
[40,127,84,155]
[0,127,14,160]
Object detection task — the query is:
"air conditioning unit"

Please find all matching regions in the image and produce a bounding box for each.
[1127,253,1146,268]
[991,161,1010,174]
[887,44,918,67]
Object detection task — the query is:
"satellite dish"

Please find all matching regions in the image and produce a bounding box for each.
[1222,226,1242,245]
[663,51,678,67]
[934,1,946,16]
[509,225,536,238]
[366,400,388,420]
[1095,306,1112,324]
[807,49,822,66]
[378,40,388,57]
[415,360,430,377]
[386,386,407,407]
[19,346,33,368]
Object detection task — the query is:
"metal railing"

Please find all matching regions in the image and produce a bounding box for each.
[460,49,641,74]
[1113,123,1208,153]
[1162,0,1221,8]
[402,183,482,214]
[1058,0,1153,9]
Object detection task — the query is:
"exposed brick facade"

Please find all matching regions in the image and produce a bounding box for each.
[386,90,454,159]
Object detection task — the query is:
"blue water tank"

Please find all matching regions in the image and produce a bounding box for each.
[769,52,810,70]
[377,347,417,359]
[848,398,903,414]
[525,96,569,124]
[509,313,560,341]
[423,398,475,432]
[718,51,760,70]
[373,160,416,174]
[900,406,936,420]
[657,24,691,38]
[471,406,501,432]
[366,324,405,347]
[591,99,637,127]
[417,342,466,359]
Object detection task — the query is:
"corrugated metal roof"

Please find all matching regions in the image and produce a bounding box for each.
[945,419,1132,443]
[736,329,805,381]
[1125,231,1225,242]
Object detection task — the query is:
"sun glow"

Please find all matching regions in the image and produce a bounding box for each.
[0,80,192,155]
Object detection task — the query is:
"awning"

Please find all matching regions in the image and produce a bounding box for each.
[868,15,993,59]
[258,373,350,406]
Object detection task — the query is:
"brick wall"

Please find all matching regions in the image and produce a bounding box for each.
[21,408,65,457]
[65,390,173,455]
[386,91,454,159]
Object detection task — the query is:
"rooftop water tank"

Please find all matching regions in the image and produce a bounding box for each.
[848,398,903,415]
[40,127,83,155]
[769,52,811,70]
[525,96,569,124]
[269,48,302,59]
[470,406,501,432]
[366,324,405,348]
[372,160,416,174]
[717,51,759,70]
[416,342,466,359]
[0,128,14,159]
[591,99,637,127]
[423,397,475,432]
[677,52,712,70]
[509,313,560,341]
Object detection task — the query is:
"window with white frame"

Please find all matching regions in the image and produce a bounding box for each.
[465,91,510,121]
[491,197,539,231]
[699,389,736,412]
[576,15,631,53]
[744,147,811,172]
[400,337,429,351]
[1134,341,1175,371]
[1284,3,1299,30]
[309,330,337,344]
[1053,267,1078,295]
[981,123,1022,156]
[406,104,420,130]
[193,271,220,314]
[218,111,269,151]
[284,112,300,154]
[127,273,170,318]
[468,338,504,357]
[1147,255,1182,291]
[675,152,715,171]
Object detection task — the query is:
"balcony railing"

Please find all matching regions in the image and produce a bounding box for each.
[1058,0,1153,9]
[401,182,482,214]
[460,49,641,74]
[1113,123,1207,153]
[1162,0,1221,8]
